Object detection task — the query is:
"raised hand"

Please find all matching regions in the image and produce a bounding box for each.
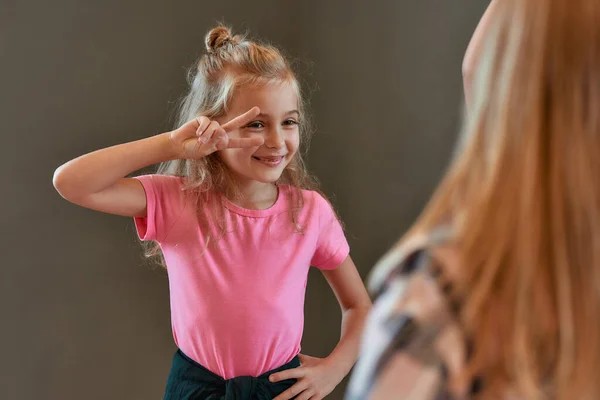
[169,106,264,159]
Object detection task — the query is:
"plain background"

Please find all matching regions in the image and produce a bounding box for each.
[1,1,488,398]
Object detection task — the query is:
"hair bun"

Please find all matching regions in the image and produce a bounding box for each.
[205,26,237,53]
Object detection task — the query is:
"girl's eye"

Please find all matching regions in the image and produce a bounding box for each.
[283,119,299,126]
[246,121,265,129]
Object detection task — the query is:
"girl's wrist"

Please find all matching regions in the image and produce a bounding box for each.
[153,132,181,162]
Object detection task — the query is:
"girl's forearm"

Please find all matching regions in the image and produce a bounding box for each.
[53,132,175,200]
[324,303,371,381]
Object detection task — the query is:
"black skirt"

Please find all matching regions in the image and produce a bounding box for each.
[164,349,300,400]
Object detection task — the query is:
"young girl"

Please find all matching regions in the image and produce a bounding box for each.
[347,0,600,399]
[53,26,371,400]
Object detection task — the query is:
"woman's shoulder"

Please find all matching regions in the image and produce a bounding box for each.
[348,229,472,400]
[368,227,455,294]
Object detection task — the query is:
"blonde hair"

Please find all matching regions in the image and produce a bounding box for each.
[398,0,600,398]
[146,25,321,262]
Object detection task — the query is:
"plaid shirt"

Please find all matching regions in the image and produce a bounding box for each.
[346,231,481,400]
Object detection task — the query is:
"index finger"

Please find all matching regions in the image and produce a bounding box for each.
[272,381,308,400]
[221,107,260,132]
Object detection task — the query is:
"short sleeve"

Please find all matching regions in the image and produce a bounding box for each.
[310,192,350,270]
[133,174,187,242]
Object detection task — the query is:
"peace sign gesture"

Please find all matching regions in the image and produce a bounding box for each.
[169,107,264,160]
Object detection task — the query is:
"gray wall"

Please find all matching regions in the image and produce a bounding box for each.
[1,1,487,398]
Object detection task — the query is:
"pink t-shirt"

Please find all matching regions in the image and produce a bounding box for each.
[133,175,349,379]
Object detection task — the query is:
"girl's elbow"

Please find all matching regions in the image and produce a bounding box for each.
[52,165,80,202]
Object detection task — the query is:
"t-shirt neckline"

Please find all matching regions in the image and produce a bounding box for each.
[222,185,288,218]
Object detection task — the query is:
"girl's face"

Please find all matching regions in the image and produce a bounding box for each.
[217,81,300,185]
